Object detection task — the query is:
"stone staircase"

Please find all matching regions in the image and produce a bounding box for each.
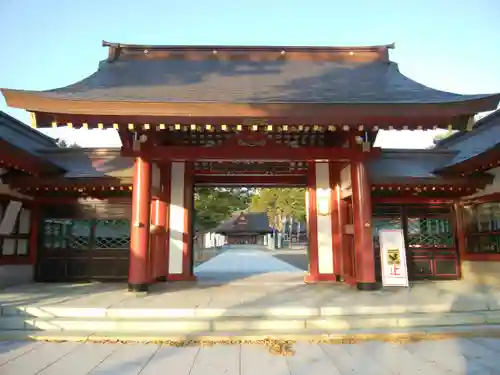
[1,304,500,339]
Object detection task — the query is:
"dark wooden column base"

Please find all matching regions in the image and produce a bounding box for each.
[128,283,149,293]
[356,282,381,291]
[156,276,168,282]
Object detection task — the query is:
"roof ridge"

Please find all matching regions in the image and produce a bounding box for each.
[102,40,396,52]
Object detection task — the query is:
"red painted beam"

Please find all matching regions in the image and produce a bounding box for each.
[194,175,307,186]
[193,170,307,175]
[124,145,379,161]
[35,111,475,129]
[372,197,455,204]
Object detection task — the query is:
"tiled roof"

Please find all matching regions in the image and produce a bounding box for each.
[35,148,482,186]
[213,212,272,234]
[0,111,62,173]
[36,148,132,180]
[10,46,497,105]
[434,109,500,169]
[366,149,458,184]
[0,111,57,152]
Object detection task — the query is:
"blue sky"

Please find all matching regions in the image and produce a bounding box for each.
[1,0,499,148]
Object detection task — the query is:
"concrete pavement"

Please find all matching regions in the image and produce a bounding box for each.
[195,245,305,283]
[2,338,500,374]
[2,246,500,338]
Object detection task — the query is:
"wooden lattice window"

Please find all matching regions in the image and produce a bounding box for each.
[0,203,31,257]
[405,206,454,249]
[464,202,500,254]
[42,219,130,251]
[372,204,454,249]
[372,205,403,249]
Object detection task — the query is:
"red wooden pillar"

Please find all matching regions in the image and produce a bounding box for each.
[151,197,167,281]
[454,201,466,278]
[351,161,379,290]
[149,200,157,283]
[128,157,152,292]
[159,163,171,281]
[29,204,40,268]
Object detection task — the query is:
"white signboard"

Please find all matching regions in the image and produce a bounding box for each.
[379,229,409,287]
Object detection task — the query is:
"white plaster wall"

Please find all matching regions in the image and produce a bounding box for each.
[168,162,185,274]
[461,261,500,285]
[340,164,352,198]
[0,265,33,289]
[466,167,500,198]
[151,163,161,191]
[315,162,334,274]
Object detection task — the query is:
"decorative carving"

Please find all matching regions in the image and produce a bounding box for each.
[242,118,269,126]
[237,138,266,147]
[235,133,267,148]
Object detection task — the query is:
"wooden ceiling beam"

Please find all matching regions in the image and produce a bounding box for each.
[122,144,380,161]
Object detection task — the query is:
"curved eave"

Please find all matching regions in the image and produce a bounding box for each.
[0,138,63,176]
[436,145,500,175]
[3,89,500,127]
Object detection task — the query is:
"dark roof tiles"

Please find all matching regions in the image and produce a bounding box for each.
[213,212,272,234]
[434,110,500,168]
[24,57,496,105]
[366,150,458,183]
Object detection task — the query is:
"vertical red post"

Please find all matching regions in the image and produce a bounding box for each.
[152,196,168,281]
[159,163,171,281]
[28,204,40,268]
[128,157,152,292]
[304,162,319,283]
[351,161,378,290]
[454,201,466,277]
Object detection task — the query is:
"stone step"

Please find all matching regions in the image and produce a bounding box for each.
[3,324,500,344]
[2,304,495,318]
[0,311,498,333]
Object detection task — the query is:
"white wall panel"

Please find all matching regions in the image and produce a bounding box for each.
[168,162,185,274]
[315,162,334,274]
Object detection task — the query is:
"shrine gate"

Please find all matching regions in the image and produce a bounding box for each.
[1,42,499,292]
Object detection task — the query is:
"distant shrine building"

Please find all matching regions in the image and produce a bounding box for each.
[213,212,273,245]
[1,42,500,291]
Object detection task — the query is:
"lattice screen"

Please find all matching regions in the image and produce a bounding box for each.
[94,220,130,249]
[372,217,402,248]
[406,217,453,248]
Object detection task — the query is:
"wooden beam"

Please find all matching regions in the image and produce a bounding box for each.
[33,111,471,130]
[372,197,455,204]
[194,175,307,186]
[124,145,380,161]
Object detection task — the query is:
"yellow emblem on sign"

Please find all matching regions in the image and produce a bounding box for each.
[387,248,401,265]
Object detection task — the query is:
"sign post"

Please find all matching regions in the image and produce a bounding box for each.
[379,229,409,287]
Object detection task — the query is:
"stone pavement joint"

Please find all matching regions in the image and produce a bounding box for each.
[3,324,500,345]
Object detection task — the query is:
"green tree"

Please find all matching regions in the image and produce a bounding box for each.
[56,138,80,148]
[432,129,455,145]
[194,187,252,231]
[250,188,306,230]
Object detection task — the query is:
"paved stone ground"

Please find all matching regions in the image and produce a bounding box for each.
[2,245,500,313]
[2,338,500,374]
[265,248,309,271]
[195,246,305,282]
